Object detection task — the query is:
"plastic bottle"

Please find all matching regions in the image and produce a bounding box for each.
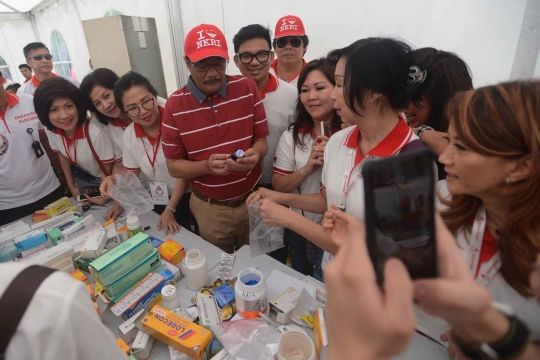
[126,216,142,238]
[181,249,208,290]
[235,268,267,318]
[161,285,180,310]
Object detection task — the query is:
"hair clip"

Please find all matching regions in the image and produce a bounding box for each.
[407,66,427,85]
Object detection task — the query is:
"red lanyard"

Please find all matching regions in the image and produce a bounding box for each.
[62,136,77,164]
[141,134,161,172]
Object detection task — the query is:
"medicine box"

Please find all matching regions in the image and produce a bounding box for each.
[210,349,234,360]
[13,230,47,252]
[0,224,31,248]
[81,229,108,259]
[30,211,78,231]
[61,215,96,241]
[118,314,139,343]
[116,338,131,356]
[158,239,185,264]
[22,241,73,269]
[0,243,19,263]
[142,305,213,359]
[131,329,155,360]
[19,243,46,258]
[89,233,154,285]
[44,197,72,218]
[162,260,183,281]
[270,287,300,325]
[111,271,168,318]
[196,293,222,328]
[104,249,161,298]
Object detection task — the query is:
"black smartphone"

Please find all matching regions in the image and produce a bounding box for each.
[76,190,101,202]
[363,148,437,284]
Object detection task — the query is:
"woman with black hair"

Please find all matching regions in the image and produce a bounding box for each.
[272,57,341,278]
[99,72,196,236]
[34,77,117,211]
[247,38,427,259]
[404,48,473,178]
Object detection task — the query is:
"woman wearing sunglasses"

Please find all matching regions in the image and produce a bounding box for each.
[18,42,79,96]
[34,78,115,209]
[270,15,309,87]
[99,72,196,236]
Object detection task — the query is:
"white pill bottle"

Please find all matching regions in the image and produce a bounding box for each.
[181,249,208,290]
[235,268,267,318]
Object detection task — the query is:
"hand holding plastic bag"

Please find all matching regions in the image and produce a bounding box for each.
[108,172,154,217]
[248,201,284,257]
[211,319,281,360]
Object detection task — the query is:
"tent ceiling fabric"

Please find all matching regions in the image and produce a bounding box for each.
[0,0,42,12]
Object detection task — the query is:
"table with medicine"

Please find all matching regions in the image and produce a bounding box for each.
[0,197,448,360]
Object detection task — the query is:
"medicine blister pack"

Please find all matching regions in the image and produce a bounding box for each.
[215,253,235,281]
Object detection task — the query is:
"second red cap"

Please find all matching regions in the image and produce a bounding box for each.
[274,15,306,39]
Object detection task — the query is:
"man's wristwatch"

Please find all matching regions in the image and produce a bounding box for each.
[166,206,176,213]
[451,303,530,360]
[416,125,434,139]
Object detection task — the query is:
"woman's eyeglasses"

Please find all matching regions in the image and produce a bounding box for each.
[276,37,302,48]
[237,51,271,65]
[125,98,155,117]
[27,54,53,61]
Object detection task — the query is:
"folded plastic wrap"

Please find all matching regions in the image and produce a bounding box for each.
[108,172,154,217]
[248,202,284,257]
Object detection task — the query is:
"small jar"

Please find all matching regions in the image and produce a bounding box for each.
[235,268,267,318]
[181,249,208,290]
[126,216,142,238]
[161,285,180,310]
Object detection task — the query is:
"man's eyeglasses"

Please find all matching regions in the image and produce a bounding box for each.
[125,98,155,117]
[189,59,228,73]
[27,54,53,61]
[237,51,271,65]
[276,37,302,48]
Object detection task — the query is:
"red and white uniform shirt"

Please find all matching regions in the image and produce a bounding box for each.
[322,116,418,221]
[46,118,115,178]
[269,59,307,88]
[122,106,176,194]
[2,77,14,90]
[274,127,323,224]
[17,73,80,96]
[260,74,296,184]
[0,93,60,210]
[108,119,128,161]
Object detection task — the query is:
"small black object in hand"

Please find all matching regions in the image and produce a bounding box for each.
[230,149,245,161]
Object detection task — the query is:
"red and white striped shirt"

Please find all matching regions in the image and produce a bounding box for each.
[161,76,269,200]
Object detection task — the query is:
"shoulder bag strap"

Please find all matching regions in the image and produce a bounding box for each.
[0,265,56,357]
[84,119,109,177]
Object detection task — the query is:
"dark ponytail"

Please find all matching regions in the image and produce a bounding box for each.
[330,37,428,114]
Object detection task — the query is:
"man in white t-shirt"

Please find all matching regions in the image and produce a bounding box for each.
[17,42,79,96]
[0,72,62,226]
[233,24,297,187]
[0,263,125,360]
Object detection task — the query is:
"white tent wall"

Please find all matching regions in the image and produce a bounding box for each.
[0,17,37,84]
[180,0,530,88]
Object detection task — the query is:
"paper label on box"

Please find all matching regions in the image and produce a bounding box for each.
[150,182,168,205]
[111,273,164,316]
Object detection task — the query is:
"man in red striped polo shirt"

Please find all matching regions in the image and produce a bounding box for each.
[162,24,269,253]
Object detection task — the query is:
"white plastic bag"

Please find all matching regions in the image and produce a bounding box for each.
[108,172,154,217]
[248,201,284,257]
[211,319,281,360]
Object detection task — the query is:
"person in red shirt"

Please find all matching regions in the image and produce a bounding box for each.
[269,15,309,87]
[161,24,269,253]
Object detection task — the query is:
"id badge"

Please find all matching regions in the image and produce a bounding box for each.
[149,181,169,205]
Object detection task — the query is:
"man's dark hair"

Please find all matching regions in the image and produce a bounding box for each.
[23,42,50,59]
[34,78,88,131]
[80,68,120,125]
[18,64,32,71]
[5,83,21,92]
[113,71,158,110]
[233,24,272,54]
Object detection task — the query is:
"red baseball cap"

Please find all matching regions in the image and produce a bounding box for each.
[184,24,229,62]
[274,15,306,39]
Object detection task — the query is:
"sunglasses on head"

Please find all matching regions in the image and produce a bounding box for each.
[276,37,302,48]
[27,54,53,61]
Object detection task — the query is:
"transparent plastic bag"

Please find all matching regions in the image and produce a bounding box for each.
[108,172,154,217]
[210,319,281,360]
[248,201,284,257]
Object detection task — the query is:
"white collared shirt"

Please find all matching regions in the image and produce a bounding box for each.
[17,74,79,96]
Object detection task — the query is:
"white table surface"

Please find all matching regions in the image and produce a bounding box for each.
[15,201,448,360]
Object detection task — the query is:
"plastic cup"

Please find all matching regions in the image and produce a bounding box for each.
[277,328,316,360]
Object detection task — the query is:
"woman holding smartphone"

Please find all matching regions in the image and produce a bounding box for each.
[34,78,116,212]
[247,38,426,258]
[272,58,341,278]
[100,72,196,236]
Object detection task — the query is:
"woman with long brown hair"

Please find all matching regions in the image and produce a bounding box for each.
[431,80,540,347]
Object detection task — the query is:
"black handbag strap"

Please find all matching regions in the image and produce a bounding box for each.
[0,265,56,357]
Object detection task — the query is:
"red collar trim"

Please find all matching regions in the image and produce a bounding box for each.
[1,78,6,84]
[134,106,164,145]
[298,126,317,139]
[53,122,86,147]
[271,59,307,83]
[260,73,279,99]
[111,118,129,130]
[30,72,58,87]
[6,93,19,108]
